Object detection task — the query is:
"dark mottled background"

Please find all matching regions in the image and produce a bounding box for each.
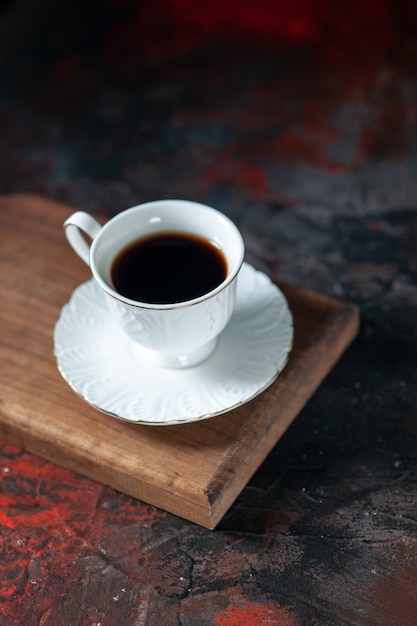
[1,1,417,624]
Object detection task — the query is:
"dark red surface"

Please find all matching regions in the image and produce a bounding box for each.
[1,0,417,624]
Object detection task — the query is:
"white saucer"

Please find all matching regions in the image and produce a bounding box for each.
[54,263,293,426]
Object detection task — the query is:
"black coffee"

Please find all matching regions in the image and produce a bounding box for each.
[111,232,228,304]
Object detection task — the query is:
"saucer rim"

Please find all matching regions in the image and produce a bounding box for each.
[55,353,291,427]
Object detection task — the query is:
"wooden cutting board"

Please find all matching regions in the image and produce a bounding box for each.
[0,194,359,529]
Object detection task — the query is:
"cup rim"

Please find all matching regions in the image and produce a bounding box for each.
[89,200,245,310]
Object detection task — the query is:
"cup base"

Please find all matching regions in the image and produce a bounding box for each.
[129,337,219,369]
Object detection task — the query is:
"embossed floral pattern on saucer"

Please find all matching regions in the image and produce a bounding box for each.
[54,263,293,425]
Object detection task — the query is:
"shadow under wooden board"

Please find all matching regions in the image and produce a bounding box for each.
[0,194,359,529]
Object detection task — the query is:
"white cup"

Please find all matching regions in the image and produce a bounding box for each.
[64,199,245,368]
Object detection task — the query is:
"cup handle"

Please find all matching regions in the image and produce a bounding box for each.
[64,211,102,266]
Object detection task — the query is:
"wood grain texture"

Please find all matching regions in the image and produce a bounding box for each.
[0,193,359,528]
